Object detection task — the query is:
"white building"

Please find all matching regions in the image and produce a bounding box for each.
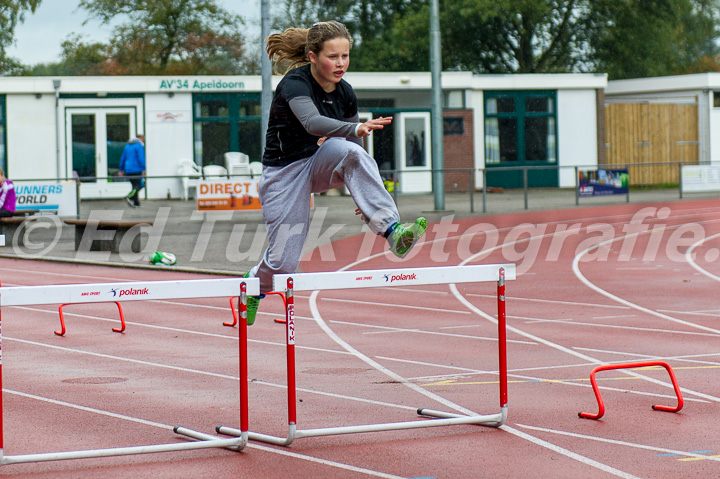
[0,72,607,199]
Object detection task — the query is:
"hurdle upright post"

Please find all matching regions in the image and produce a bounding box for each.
[239,282,249,435]
[498,267,508,412]
[286,278,297,433]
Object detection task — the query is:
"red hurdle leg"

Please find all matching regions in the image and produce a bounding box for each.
[579,361,684,420]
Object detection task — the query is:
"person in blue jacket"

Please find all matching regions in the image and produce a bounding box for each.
[119,134,146,208]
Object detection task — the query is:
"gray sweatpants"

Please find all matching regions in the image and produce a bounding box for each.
[251,138,399,293]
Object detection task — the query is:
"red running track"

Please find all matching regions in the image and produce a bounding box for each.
[0,198,719,478]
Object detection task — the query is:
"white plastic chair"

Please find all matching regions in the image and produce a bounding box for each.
[224,152,249,172]
[203,164,228,178]
[178,159,201,200]
[249,161,263,178]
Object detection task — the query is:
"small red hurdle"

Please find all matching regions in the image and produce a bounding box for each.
[579,361,684,420]
[56,301,125,336]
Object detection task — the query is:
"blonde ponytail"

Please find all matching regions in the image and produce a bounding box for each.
[266,21,353,75]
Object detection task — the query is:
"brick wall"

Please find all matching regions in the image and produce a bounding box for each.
[442,109,475,191]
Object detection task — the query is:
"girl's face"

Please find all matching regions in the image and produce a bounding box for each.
[309,37,350,92]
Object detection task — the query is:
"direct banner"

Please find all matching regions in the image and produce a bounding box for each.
[196,179,261,211]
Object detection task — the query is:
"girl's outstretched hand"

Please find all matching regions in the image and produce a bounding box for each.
[356,116,393,137]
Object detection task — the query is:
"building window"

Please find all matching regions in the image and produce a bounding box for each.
[444,90,465,109]
[484,91,557,165]
[713,91,720,108]
[193,93,262,167]
[0,96,5,173]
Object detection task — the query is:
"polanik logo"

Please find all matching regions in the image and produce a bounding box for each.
[109,287,150,298]
[385,273,418,283]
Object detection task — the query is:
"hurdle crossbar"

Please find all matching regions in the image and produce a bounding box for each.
[218,264,514,446]
[0,277,258,466]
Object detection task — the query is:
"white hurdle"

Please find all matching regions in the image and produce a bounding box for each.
[218,264,515,446]
[0,277,259,466]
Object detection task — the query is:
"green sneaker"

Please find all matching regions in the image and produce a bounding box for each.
[243,272,264,326]
[246,294,263,326]
[389,217,427,259]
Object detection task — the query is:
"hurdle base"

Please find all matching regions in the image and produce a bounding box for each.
[0,428,246,466]
[418,406,508,428]
[217,408,507,447]
[174,426,248,451]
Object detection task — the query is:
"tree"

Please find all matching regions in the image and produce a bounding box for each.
[269,0,426,71]
[586,0,720,79]
[70,0,255,75]
[268,0,720,79]
[269,0,591,73]
[0,0,41,75]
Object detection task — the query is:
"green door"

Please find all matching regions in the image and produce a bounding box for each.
[484,91,558,188]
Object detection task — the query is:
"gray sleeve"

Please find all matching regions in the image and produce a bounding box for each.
[343,112,364,146]
[289,96,360,139]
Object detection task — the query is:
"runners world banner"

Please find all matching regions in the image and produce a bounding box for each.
[197,179,261,211]
[15,181,78,216]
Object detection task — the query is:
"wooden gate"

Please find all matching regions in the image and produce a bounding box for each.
[604,102,698,185]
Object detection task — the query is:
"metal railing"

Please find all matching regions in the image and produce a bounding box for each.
[12,160,710,216]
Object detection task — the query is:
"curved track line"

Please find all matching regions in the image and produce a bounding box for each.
[569,228,720,402]
[517,423,720,462]
[686,231,720,281]
[307,228,656,477]
[500,425,642,479]
[572,229,720,336]
[308,290,638,478]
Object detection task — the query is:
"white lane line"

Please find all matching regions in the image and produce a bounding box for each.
[250,380,419,413]
[312,290,640,478]
[686,232,720,282]
[572,224,720,337]
[5,389,405,479]
[303,227,654,478]
[465,293,632,310]
[573,347,720,368]
[305,211,720,477]
[8,337,240,379]
[452,282,720,402]
[374,356,494,375]
[516,423,720,462]
[320,296,471,314]
[9,305,349,356]
[518,316,720,337]
[501,425,642,479]
[505,372,709,404]
[7,337,429,413]
[659,309,720,318]
[329,319,536,344]
[445,218,720,404]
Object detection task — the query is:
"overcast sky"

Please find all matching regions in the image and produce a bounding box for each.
[7,0,262,66]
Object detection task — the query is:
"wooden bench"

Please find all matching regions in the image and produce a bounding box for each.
[0,217,38,246]
[63,219,153,253]
[13,209,40,217]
